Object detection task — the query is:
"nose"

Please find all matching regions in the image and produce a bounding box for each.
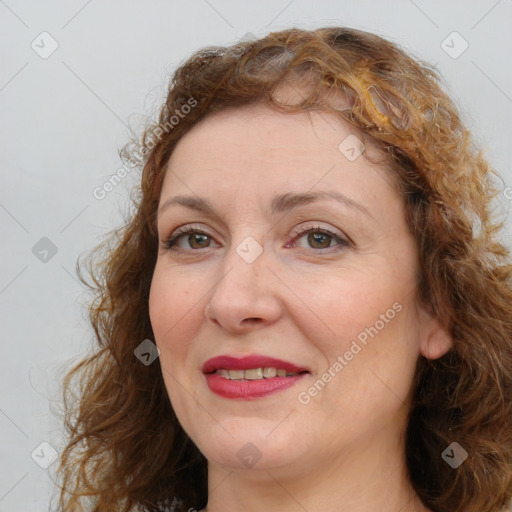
[204,242,284,333]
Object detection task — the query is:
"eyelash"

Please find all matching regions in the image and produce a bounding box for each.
[163,224,351,253]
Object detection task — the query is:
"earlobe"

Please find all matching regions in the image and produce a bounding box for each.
[418,308,453,360]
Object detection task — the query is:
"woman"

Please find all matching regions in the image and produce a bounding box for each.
[58,27,512,512]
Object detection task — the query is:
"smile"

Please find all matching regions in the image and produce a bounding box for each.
[202,355,310,399]
[215,368,301,380]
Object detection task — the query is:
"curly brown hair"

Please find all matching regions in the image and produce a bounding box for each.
[57,26,512,512]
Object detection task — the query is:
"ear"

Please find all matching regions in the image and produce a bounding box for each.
[418,307,453,360]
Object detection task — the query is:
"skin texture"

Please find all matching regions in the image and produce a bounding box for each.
[149,103,452,512]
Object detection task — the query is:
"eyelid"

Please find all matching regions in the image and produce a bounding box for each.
[292,222,342,237]
[170,223,213,238]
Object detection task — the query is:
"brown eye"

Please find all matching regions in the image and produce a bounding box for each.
[188,233,211,249]
[307,232,333,249]
[289,225,350,253]
[165,227,218,251]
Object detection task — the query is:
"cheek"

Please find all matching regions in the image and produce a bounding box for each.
[149,268,194,353]
[288,265,420,411]
[149,272,172,338]
[149,263,199,329]
[149,270,202,409]
[290,269,406,348]
[149,264,215,378]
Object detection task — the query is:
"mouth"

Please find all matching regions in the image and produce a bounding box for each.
[213,367,305,380]
[202,355,310,399]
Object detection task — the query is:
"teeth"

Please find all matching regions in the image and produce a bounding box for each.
[216,367,300,380]
[262,367,277,378]
[228,369,245,380]
[245,368,263,380]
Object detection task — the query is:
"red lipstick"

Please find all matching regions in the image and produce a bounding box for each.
[202,354,309,399]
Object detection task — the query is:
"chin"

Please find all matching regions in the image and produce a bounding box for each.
[191,421,305,471]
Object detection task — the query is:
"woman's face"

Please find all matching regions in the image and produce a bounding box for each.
[149,103,450,474]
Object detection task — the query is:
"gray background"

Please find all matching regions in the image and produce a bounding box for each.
[1,1,511,510]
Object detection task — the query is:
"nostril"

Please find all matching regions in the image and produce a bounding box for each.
[243,318,263,325]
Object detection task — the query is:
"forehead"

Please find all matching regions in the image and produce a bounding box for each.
[160,103,398,219]
[177,102,366,151]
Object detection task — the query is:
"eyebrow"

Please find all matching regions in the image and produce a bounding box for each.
[158,190,373,220]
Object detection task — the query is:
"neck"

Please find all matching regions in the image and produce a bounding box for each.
[202,424,429,512]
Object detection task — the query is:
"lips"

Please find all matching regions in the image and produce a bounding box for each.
[202,355,309,374]
[202,355,310,399]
